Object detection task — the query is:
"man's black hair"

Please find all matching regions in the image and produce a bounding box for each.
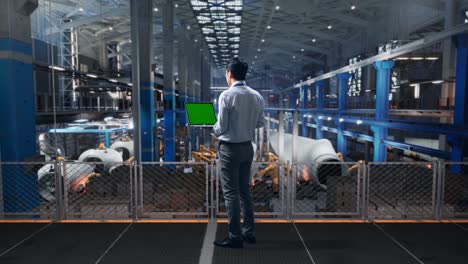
[226,57,248,80]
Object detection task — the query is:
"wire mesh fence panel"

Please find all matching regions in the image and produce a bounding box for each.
[62,162,132,219]
[139,162,209,219]
[0,162,57,219]
[291,162,361,218]
[441,163,468,219]
[216,162,286,218]
[367,162,437,219]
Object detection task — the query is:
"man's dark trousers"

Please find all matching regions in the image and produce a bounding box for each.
[218,141,255,240]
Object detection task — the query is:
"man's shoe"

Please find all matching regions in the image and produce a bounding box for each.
[213,237,243,248]
[242,235,256,244]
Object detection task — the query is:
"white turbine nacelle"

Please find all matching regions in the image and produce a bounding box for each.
[78,148,124,172]
[38,163,95,202]
[269,132,346,188]
[110,140,134,161]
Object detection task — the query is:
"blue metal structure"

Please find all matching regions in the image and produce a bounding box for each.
[141,81,155,161]
[0,38,38,212]
[301,85,309,137]
[337,73,351,157]
[48,127,128,148]
[372,60,395,162]
[452,34,468,163]
[164,91,176,161]
[314,80,326,139]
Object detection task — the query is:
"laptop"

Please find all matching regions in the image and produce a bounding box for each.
[185,102,217,127]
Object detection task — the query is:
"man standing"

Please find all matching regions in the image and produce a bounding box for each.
[213,58,265,249]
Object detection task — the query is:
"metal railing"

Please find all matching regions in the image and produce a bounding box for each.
[291,162,362,219]
[215,162,287,218]
[0,161,467,221]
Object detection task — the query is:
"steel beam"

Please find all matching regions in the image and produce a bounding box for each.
[372,61,394,162]
[291,22,468,90]
[0,0,38,212]
[337,73,351,157]
[130,0,154,162]
[314,80,325,139]
[451,34,468,162]
[163,1,176,162]
[300,85,309,137]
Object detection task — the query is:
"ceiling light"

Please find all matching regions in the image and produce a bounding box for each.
[350,5,356,10]
[327,117,332,121]
[195,39,198,42]
[395,57,409,60]
[79,7,84,12]
[292,56,296,59]
[109,79,118,83]
[411,57,424,60]
[312,38,316,43]
[89,91,95,94]
[127,83,133,86]
[254,56,257,59]
[175,4,178,8]
[257,48,261,52]
[327,25,332,30]
[432,80,444,84]
[49,66,65,71]
[187,25,191,30]
[425,57,439,60]
[108,27,113,31]
[301,48,304,52]
[339,118,344,123]
[267,25,271,29]
[275,5,280,10]
[86,73,98,78]
[261,39,265,42]
[153,7,158,12]
[318,116,324,120]
[356,120,363,125]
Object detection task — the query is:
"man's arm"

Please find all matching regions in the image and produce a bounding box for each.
[213,92,229,136]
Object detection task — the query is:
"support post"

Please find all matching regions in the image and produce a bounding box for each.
[0,0,38,212]
[372,61,394,162]
[163,1,176,162]
[451,34,468,162]
[314,80,326,139]
[337,73,350,157]
[178,26,188,126]
[130,0,154,162]
[301,85,309,137]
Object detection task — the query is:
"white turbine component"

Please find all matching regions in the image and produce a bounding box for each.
[78,148,124,171]
[269,132,345,188]
[38,163,95,202]
[110,140,134,161]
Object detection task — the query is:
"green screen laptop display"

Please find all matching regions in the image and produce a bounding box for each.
[185,103,217,126]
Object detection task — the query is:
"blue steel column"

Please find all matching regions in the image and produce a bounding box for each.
[314,80,326,139]
[130,0,154,162]
[301,85,309,137]
[337,73,351,157]
[0,1,38,212]
[163,1,176,162]
[372,61,395,162]
[452,34,468,162]
[178,27,188,126]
